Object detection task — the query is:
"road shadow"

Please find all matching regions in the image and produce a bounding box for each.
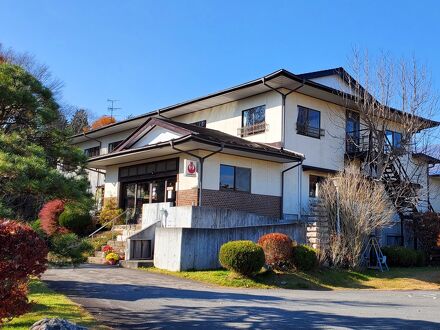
[85,304,440,329]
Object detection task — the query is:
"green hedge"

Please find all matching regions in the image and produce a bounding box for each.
[381,246,425,267]
[219,240,265,276]
[293,245,318,271]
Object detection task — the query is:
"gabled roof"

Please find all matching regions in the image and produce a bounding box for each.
[86,117,304,167]
[70,67,440,144]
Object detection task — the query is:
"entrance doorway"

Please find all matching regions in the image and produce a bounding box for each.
[121,177,177,221]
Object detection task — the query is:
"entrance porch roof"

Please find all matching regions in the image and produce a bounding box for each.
[87,117,304,169]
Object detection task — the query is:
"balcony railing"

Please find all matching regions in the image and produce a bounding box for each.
[296,123,325,138]
[238,122,268,137]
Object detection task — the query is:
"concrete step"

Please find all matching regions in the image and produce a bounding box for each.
[120,260,154,269]
[88,256,106,264]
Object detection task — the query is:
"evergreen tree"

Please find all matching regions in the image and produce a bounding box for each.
[0,62,90,220]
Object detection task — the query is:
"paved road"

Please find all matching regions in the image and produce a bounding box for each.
[43,265,440,329]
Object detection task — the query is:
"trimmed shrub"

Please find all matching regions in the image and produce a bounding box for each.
[219,240,265,276]
[0,219,48,323]
[48,233,94,266]
[38,199,65,236]
[58,203,92,236]
[258,233,295,270]
[381,246,425,267]
[293,245,318,271]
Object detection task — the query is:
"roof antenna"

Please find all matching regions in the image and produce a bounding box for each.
[107,99,121,120]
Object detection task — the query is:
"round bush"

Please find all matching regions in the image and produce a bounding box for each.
[258,233,294,269]
[58,204,92,235]
[219,240,265,276]
[381,246,425,267]
[293,245,318,271]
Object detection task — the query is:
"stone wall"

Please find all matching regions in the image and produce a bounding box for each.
[306,201,329,249]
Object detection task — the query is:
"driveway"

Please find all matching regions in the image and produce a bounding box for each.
[43,265,440,329]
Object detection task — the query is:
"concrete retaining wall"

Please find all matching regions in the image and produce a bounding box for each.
[142,203,283,229]
[154,222,306,271]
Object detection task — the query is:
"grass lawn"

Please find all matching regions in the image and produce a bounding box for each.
[144,266,440,290]
[4,280,103,330]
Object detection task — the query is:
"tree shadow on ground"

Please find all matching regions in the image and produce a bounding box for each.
[86,304,440,330]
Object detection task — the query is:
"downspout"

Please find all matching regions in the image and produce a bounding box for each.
[281,159,303,220]
[170,141,224,206]
[262,78,305,147]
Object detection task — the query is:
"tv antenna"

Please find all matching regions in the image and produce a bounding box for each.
[107,99,121,120]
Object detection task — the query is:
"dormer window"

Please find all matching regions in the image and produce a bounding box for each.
[239,105,267,137]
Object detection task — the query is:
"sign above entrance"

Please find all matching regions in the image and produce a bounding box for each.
[184,159,198,177]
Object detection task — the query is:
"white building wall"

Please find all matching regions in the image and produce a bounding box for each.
[429,177,440,212]
[173,90,283,144]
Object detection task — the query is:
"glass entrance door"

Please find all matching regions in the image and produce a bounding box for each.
[121,177,177,221]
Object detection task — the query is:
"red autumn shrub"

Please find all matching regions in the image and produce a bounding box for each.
[414,212,440,257]
[0,219,48,323]
[39,199,65,236]
[90,116,116,130]
[258,233,294,270]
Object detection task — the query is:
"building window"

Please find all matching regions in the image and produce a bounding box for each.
[297,106,322,139]
[119,158,179,181]
[385,130,402,149]
[240,105,266,137]
[84,146,100,158]
[219,164,251,193]
[108,140,123,153]
[190,120,207,127]
[309,175,325,198]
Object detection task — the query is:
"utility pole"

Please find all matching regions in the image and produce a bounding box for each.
[107,99,121,120]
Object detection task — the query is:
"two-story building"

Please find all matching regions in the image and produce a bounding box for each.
[72,67,439,269]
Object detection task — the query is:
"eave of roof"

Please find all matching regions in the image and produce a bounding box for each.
[87,117,304,166]
[70,67,440,143]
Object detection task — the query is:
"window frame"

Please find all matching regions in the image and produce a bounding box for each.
[84,146,100,158]
[240,105,266,137]
[385,130,403,153]
[309,174,325,198]
[219,164,251,193]
[108,140,123,153]
[296,106,322,139]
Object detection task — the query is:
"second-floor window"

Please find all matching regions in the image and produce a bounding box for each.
[297,106,322,139]
[385,130,403,153]
[240,105,266,137]
[385,130,402,148]
[190,120,207,127]
[84,146,100,158]
[219,164,251,193]
[108,140,123,153]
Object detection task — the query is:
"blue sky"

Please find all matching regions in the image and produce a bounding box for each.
[2,1,440,120]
